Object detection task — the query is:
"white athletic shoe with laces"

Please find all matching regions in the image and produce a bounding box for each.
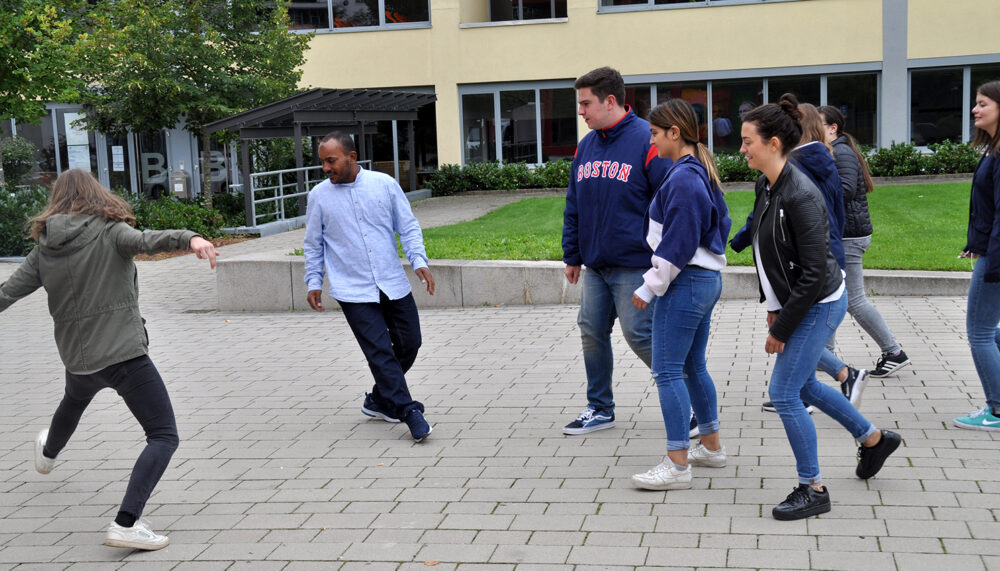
[630,459,693,490]
[687,443,727,468]
[105,519,170,550]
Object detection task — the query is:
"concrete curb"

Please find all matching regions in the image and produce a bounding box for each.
[216,252,972,311]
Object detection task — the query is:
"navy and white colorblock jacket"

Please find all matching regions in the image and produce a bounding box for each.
[562,107,672,269]
[634,155,732,302]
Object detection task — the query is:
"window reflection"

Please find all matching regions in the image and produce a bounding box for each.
[711,80,762,154]
[657,82,709,145]
[463,93,497,164]
[827,73,878,147]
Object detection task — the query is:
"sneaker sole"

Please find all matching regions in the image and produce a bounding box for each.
[952,418,1000,431]
[849,371,868,409]
[869,359,911,378]
[772,501,831,521]
[630,477,693,491]
[362,406,401,423]
[762,405,815,414]
[104,537,170,550]
[688,456,726,468]
[563,421,615,435]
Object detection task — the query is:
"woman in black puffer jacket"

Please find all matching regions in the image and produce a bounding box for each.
[819,106,909,378]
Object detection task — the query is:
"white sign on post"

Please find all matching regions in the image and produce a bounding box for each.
[111,146,125,171]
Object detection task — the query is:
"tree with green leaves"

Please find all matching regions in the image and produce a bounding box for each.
[0,0,87,186]
[78,0,310,207]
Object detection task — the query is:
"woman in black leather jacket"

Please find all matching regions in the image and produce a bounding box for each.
[737,100,901,521]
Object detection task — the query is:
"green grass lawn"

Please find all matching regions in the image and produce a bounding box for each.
[417,182,973,271]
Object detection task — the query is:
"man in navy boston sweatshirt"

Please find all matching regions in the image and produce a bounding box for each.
[562,67,671,435]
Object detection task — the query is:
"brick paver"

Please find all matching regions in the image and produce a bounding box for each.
[0,193,998,569]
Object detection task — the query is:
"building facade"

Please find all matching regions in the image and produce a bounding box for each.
[297,0,1000,167]
[6,0,999,193]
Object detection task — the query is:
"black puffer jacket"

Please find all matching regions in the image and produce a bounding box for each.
[831,135,873,238]
[747,163,843,343]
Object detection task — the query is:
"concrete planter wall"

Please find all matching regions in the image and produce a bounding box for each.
[216,252,972,312]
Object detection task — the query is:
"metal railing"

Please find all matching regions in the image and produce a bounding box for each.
[248,161,370,226]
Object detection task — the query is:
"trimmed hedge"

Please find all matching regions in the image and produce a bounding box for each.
[426,143,981,193]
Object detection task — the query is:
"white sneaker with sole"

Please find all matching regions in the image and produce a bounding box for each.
[630,459,692,490]
[35,429,54,475]
[687,443,727,468]
[105,520,169,550]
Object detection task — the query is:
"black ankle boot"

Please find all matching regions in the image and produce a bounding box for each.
[772,484,831,521]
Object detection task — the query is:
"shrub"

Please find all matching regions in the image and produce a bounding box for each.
[1,136,39,187]
[129,195,225,238]
[463,161,507,191]
[425,164,467,196]
[713,152,757,183]
[868,142,925,177]
[532,159,571,188]
[211,191,249,226]
[925,140,981,174]
[0,186,48,256]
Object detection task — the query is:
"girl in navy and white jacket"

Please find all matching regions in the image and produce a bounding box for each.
[629,99,732,491]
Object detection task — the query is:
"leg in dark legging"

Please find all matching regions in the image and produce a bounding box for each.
[110,357,179,522]
[45,371,104,458]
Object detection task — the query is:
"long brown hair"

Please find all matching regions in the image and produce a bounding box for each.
[30,169,135,240]
[798,102,833,155]
[972,80,1000,155]
[647,99,723,190]
[818,105,875,193]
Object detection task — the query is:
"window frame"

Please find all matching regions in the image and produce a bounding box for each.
[597,0,806,14]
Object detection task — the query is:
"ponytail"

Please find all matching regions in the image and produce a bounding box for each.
[819,105,874,193]
[695,142,723,192]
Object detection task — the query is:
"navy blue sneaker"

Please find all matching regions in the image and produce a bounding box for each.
[563,407,615,435]
[404,409,432,442]
[362,393,400,423]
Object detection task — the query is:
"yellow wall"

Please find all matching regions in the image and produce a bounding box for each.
[299,0,977,164]
[909,0,1000,60]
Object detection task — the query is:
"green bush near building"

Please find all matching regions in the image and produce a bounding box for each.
[1,137,39,187]
[0,186,49,257]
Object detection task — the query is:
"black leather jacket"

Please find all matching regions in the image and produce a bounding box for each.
[744,163,843,343]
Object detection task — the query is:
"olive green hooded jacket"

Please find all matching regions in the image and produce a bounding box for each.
[0,214,195,372]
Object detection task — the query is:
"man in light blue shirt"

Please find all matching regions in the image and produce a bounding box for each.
[304,131,435,441]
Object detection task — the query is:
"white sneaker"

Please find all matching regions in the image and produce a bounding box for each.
[630,459,692,490]
[687,443,727,468]
[35,429,54,475]
[105,520,169,550]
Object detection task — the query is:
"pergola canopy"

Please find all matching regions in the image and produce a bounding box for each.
[204,87,437,139]
[207,88,437,227]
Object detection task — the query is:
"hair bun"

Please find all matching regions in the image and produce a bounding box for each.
[778,93,802,121]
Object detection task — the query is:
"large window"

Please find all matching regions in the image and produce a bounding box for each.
[288,0,429,30]
[463,93,497,164]
[461,85,577,165]
[827,73,878,147]
[491,0,567,21]
[768,75,820,106]
[712,80,763,153]
[657,82,709,145]
[601,0,780,9]
[910,68,963,146]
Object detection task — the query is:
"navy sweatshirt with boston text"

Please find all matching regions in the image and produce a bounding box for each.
[563,108,671,269]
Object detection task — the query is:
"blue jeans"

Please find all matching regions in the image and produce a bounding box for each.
[967,256,1000,411]
[338,291,424,419]
[578,266,654,413]
[768,293,877,484]
[651,267,722,450]
[52,355,179,519]
[817,348,847,382]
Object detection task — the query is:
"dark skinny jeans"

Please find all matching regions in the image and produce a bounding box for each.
[47,355,179,520]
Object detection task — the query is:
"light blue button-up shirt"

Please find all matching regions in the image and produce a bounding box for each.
[303,167,429,303]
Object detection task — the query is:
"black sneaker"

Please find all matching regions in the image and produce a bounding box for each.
[856,429,901,479]
[404,409,432,442]
[840,368,868,409]
[762,401,815,414]
[869,351,910,378]
[689,410,699,439]
[772,484,831,521]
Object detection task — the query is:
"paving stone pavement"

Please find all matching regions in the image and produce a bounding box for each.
[1,192,998,569]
